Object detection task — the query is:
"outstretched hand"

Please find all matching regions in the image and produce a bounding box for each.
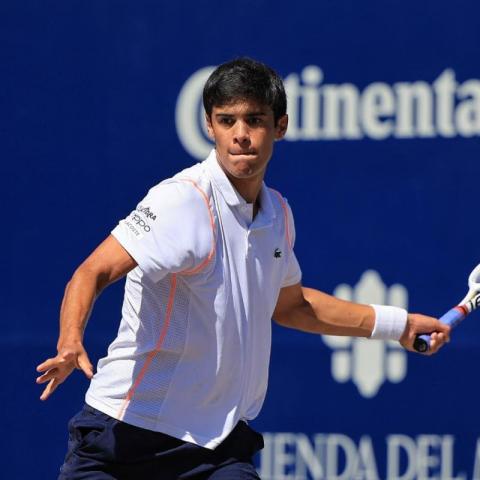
[400,313,451,355]
[36,342,94,401]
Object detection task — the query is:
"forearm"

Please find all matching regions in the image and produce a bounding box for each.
[37,236,137,400]
[56,235,137,349]
[274,283,450,354]
[276,286,375,337]
[57,266,105,348]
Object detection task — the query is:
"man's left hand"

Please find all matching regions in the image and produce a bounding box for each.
[400,314,451,355]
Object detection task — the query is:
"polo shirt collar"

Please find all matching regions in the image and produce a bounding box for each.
[205,149,277,222]
[256,181,276,224]
[206,149,243,206]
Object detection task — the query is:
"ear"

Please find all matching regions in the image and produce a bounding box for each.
[274,114,288,140]
[205,113,215,140]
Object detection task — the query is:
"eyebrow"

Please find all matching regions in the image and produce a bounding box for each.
[215,111,267,117]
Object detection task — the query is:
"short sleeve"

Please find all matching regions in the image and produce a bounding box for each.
[112,181,214,283]
[281,201,302,287]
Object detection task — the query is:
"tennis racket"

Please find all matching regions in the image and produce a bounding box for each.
[413,264,480,353]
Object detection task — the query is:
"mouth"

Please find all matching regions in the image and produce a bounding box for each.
[229,151,257,156]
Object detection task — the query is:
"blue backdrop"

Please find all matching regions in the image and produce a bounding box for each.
[2,1,480,478]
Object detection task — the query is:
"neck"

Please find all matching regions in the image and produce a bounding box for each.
[214,156,265,203]
[227,175,263,204]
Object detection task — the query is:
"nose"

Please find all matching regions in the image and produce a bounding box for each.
[233,121,250,146]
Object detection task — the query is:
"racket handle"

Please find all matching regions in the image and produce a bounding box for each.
[413,307,466,353]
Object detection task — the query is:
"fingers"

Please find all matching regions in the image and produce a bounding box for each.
[435,321,451,341]
[36,357,58,373]
[36,367,59,384]
[423,322,450,355]
[35,362,78,399]
[36,346,94,400]
[40,377,61,401]
[428,331,449,354]
[36,351,75,373]
[414,330,449,356]
[77,353,94,379]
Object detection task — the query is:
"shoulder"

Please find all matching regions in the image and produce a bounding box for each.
[139,166,215,257]
[268,187,297,246]
[268,187,295,220]
[142,163,213,220]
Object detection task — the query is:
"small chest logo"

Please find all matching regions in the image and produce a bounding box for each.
[274,248,282,258]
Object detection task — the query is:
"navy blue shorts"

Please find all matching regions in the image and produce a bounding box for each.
[59,404,263,479]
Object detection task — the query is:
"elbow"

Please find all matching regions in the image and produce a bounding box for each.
[273,310,294,328]
[71,263,108,296]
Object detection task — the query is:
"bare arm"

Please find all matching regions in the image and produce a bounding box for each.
[273,283,450,354]
[36,235,137,400]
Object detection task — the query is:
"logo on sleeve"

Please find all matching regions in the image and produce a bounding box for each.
[138,205,157,221]
[274,248,282,258]
[122,210,152,238]
[131,213,151,232]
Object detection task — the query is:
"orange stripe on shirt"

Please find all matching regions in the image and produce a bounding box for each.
[178,178,217,276]
[117,273,178,420]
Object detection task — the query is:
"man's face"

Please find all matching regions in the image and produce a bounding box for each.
[206,99,288,181]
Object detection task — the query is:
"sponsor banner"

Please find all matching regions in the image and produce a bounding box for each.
[256,432,480,480]
[175,67,480,160]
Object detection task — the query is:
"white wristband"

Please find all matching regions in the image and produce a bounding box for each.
[369,304,408,341]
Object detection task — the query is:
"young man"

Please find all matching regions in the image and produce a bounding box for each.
[37,58,450,479]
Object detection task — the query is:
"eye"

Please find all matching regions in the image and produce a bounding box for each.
[247,117,262,127]
[218,117,234,126]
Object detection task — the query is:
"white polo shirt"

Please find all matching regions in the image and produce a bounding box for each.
[86,150,302,449]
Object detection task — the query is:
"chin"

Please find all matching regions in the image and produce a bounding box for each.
[230,167,255,178]
[230,159,254,173]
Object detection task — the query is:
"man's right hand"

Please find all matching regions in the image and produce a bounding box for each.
[36,342,94,401]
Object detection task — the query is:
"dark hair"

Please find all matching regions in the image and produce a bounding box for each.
[203,57,287,125]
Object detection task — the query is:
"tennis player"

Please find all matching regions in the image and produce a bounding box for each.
[37,58,450,480]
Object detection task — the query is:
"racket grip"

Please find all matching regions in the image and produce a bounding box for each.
[413,308,466,353]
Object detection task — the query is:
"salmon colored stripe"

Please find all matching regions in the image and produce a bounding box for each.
[270,188,292,249]
[117,273,178,420]
[178,178,217,276]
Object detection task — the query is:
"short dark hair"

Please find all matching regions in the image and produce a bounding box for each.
[203,57,287,124]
